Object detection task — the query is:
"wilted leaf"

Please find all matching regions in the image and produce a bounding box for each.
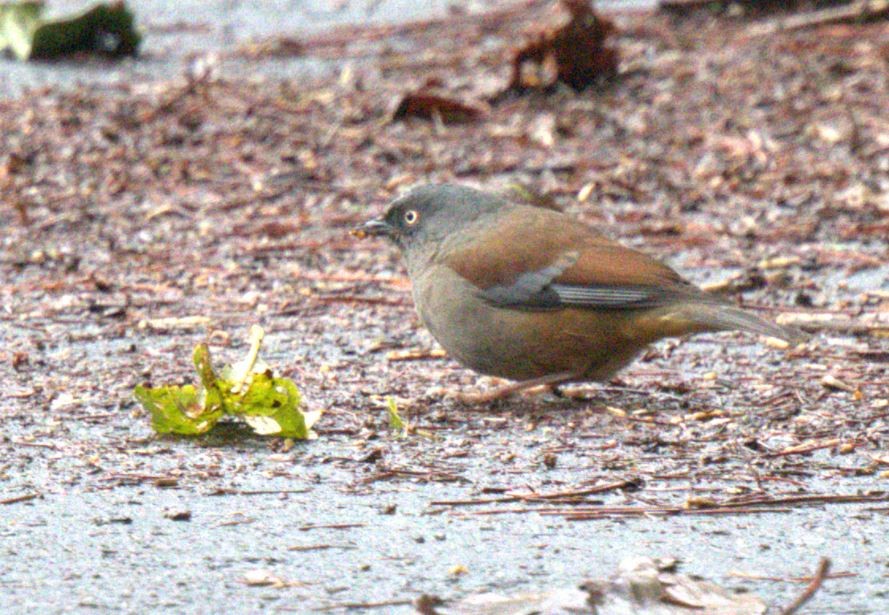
[392,91,484,123]
[443,557,766,614]
[509,0,618,92]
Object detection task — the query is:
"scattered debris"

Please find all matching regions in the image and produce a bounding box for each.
[434,491,889,520]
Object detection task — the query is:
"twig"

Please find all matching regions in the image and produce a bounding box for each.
[729,569,855,583]
[1,492,40,505]
[454,505,792,518]
[12,439,59,450]
[315,294,408,306]
[659,0,718,9]
[215,517,256,528]
[781,558,832,615]
[316,599,412,612]
[431,479,637,507]
[770,438,842,457]
[298,523,366,531]
[559,506,792,520]
[749,1,889,37]
[209,488,311,496]
[722,493,889,508]
[386,348,448,362]
[288,544,357,552]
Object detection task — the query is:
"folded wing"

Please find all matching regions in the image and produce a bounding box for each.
[445,205,694,311]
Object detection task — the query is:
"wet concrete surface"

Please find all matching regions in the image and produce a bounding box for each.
[3,320,887,613]
[4,434,888,613]
[0,433,889,613]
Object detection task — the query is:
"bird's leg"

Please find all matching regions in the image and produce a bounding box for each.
[454,371,581,405]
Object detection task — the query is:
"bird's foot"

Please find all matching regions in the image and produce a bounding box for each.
[449,371,581,405]
[552,384,599,401]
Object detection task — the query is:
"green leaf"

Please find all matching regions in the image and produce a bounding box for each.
[238,373,311,438]
[134,325,319,439]
[134,383,222,435]
[193,343,217,389]
[0,1,141,61]
[386,396,406,435]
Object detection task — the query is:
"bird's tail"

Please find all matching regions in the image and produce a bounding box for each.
[657,301,808,344]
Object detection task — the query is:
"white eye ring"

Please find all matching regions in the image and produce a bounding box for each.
[404,210,419,225]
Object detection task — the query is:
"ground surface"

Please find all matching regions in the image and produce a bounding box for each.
[1,1,888,613]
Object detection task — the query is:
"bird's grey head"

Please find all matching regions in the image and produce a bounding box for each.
[356,184,508,257]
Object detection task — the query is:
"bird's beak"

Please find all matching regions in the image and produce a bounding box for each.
[351,218,393,239]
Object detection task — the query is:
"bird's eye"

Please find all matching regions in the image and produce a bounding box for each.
[403,210,419,225]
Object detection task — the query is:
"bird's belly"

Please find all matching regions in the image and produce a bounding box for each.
[413,266,645,381]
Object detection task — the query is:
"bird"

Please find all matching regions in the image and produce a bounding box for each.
[354,184,805,403]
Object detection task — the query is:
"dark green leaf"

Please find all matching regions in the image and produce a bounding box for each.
[0,1,140,61]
